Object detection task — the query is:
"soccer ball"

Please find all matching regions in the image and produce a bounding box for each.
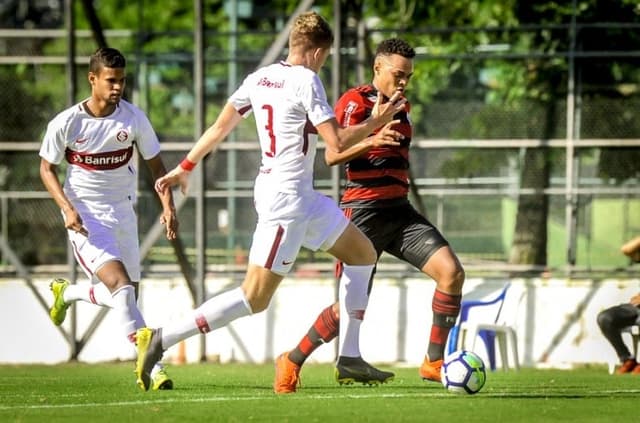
[440,350,487,394]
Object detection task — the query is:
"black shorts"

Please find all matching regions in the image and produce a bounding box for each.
[344,204,449,270]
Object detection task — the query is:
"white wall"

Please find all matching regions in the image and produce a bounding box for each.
[1,275,638,369]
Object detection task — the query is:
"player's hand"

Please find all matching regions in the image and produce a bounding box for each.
[160,208,178,241]
[155,165,191,195]
[370,120,403,148]
[62,207,89,237]
[371,90,406,124]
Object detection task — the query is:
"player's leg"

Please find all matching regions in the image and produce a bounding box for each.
[137,209,297,391]
[136,264,278,391]
[48,225,117,326]
[326,221,394,385]
[386,206,464,382]
[418,245,464,381]
[597,303,640,373]
[113,219,175,390]
[95,260,145,343]
[277,208,381,385]
[275,302,340,393]
[49,277,113,325]
[288,302,340,366]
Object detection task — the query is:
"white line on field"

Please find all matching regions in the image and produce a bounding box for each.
[0,392,443,410]
[2,389,640,411]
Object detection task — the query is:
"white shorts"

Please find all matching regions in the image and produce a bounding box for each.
[66,198,141,282]
[248,189,348,276]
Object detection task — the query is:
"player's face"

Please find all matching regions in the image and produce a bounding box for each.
[89,66,126,105]
[373,54,413,98]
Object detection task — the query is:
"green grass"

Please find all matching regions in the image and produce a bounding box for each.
[0,362,636,422]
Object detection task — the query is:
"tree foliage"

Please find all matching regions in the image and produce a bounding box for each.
[0,0,637,266]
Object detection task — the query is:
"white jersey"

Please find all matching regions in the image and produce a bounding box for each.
[229,61,335,194]
[39,99,161,203]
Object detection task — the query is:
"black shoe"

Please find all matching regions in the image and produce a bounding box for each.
[335,356,395,386]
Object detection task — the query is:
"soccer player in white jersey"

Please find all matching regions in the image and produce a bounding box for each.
[39,47,178,390]
[135,11,406,392]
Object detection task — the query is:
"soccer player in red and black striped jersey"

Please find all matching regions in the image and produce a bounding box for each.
[274,38,466,392]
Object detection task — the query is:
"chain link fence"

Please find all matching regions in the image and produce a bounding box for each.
[0,23,638,276]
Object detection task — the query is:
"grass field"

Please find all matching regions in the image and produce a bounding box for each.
[0,362,637,422]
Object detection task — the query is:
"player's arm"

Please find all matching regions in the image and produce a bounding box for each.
[155,102,242,195]
[39,158,87,236]
[324,120,402,166]
[318,91,405,162]
[621,236,640,262]
[145,155,178,241]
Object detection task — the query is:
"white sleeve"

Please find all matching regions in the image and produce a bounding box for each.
[228,73,254,118]
[301,73,335,127]
[39,114,68,165]
[134,110,161,160]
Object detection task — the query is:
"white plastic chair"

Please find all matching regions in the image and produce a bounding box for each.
[448,283,523,371]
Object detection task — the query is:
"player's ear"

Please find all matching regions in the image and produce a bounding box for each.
[373,57,381,75]
[88,72,96,86]
[313,47,327,61]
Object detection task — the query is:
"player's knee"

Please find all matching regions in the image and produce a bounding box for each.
[596,310,613,330]
[437,264,465,293]
[452,265,465,289]
[247,296,270,313]
[242,287,271,313]
[331,302,340,318]
[100,278,134,293]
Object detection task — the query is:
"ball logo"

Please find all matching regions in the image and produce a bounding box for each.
[116,130,129,143]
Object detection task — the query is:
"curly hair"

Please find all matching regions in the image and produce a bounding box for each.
[289,11,334,51]
[375,38,416,59]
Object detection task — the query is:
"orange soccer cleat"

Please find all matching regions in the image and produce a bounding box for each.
[273,352,301,394]
[419,357,443,382]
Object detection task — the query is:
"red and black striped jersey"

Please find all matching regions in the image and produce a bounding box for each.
[334,84,412,208]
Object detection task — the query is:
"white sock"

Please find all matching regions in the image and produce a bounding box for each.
[110,284,164,376]
[111,285,146,343]
[150,362,165,378]
[63,282,113,307]
[338,264,373,358]
[161,287,252,350]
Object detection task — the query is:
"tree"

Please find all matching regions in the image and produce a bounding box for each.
[355,0,640,266]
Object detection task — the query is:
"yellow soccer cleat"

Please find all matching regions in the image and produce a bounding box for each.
[135,327,164,391]
[49,278,70,326]
[152,367,174,391]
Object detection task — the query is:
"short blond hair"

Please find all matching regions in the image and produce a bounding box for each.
[289,11,333,51]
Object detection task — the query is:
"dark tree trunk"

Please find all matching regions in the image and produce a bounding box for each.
[509,147,550,264]
[509,86,559,265]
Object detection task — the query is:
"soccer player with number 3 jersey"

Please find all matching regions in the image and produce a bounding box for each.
[135,11,406,392]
